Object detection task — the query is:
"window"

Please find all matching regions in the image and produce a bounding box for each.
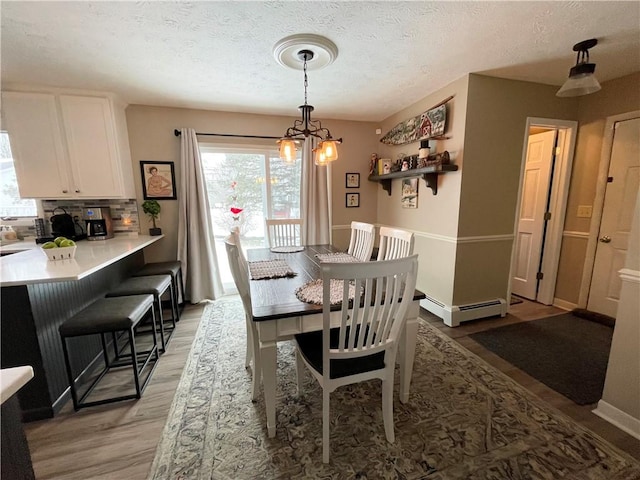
[200,144,302,289]
[0,132,37,219]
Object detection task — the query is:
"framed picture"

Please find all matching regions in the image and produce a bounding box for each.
[401,178,418,209]
[346,172,360,188]
[346,193,360,208]
[140,161,177,200]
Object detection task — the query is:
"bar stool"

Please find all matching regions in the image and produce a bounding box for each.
[133,261,184,320]
[106,275,177,353]
[59,295,159,410]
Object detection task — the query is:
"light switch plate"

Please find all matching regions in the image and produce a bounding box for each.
[577,205,593,218]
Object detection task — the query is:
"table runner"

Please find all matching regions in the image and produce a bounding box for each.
[248,259,296,280]
[270,246,305,253]
[295,279,358,305]
[314,252,360,263]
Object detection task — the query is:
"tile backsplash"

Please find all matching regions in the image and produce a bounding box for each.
[35,199,141,237]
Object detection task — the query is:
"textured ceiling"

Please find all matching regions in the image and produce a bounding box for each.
[1,1,639,122]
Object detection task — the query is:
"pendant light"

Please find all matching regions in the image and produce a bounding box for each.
[556,39,602,97]
[274,35,342,166]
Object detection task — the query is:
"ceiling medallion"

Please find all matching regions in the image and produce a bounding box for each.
[273,34,338,71]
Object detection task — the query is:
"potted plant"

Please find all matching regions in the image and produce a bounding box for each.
[142,200,162,236]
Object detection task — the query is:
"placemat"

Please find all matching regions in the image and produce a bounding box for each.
[248,259,297,280]
[295,279,358,305]
[270,246,305,253]
[315,252,360,263]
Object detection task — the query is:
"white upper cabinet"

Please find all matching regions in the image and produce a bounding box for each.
[1,90,135,199]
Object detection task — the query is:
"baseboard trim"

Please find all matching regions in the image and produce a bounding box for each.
[593,400,640,440]
[552,298,576,311]
[420,296,507,327]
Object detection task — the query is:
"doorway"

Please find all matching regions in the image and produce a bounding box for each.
[510,118,578,305]
[580,112,640,317]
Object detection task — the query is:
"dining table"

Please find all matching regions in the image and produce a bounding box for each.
[247,244,426,438]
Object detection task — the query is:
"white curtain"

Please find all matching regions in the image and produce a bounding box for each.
[300,138,331,245]
[177,128,224,302]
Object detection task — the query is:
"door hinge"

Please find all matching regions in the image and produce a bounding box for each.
[544,212,551,221]
[536,272,544,280]
[607,177,614,183]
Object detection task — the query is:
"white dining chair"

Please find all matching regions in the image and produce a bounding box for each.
[294,255,419,463]
[265,218,303,247]
[224,227,260,400]
[346,221,375,261]
[377,226,415,260]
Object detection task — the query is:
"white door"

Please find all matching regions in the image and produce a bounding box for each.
[512,130,557,299]
[587,117,640,317]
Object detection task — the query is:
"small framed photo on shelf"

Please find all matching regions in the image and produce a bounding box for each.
[140,161,177,200]
[346,172,360,188]
[346,193,360,208]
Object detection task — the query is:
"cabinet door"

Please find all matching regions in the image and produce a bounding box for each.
[1,92,72,198]
[58,95,125,198]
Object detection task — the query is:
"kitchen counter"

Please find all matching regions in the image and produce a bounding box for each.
[0,235,163,286]
[0,240,38,255]
[1,366,34,405]
[1,234,166,421]
[1,366,36,480]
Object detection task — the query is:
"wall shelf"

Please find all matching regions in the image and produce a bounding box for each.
[368,164,458,195]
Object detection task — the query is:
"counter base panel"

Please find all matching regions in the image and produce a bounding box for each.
[1,252,144,421]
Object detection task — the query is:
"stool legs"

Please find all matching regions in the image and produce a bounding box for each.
[61,311,160,411]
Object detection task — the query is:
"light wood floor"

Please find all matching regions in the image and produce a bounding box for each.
[24,297,639,479]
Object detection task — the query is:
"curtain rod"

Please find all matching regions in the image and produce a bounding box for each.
[174,129,280,140]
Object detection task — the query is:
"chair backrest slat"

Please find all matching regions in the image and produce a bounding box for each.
[321,256,418,374]
[347,221,375,261]
[266,218,303,247]
[377,226,415,261]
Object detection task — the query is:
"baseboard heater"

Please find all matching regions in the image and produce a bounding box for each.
[420,295,507,327]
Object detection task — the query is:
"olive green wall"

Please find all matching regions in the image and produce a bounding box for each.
[124,105,377,262]
[455,75,577,305]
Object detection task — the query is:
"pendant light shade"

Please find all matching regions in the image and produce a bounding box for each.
[278,137,297,164]
[556,39,602,98]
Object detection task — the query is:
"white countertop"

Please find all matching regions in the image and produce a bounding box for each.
[0,239,38,254]
[0,235,164,286]
[0,366,34,404]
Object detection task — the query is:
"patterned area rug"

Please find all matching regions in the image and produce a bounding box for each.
[148,297,640,479]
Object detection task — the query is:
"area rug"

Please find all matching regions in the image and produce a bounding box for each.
[469,313,614,405]
[148,297,640,479]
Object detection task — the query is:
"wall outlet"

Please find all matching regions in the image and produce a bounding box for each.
[577,205,593,218]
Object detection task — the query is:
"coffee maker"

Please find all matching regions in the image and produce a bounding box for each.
[83,207,114,241]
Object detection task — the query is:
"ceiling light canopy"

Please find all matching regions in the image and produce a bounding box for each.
[556,38,601,98]
[274,35,341,166]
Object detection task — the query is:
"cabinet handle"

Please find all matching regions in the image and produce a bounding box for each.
[75,189,80,193]
[62,190,68,193]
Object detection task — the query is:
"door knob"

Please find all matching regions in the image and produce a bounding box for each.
[599,235,611,243]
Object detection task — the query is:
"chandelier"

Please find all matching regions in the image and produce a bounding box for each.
[277,48,341,166]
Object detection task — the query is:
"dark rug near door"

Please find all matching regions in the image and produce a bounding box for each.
[469,313,614,405]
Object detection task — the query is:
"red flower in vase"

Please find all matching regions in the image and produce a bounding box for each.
[230,207,244,221]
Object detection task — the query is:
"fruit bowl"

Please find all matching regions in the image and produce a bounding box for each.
[42,245,77,261]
